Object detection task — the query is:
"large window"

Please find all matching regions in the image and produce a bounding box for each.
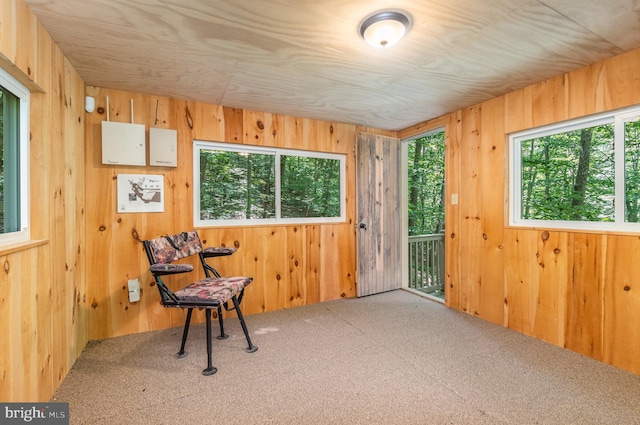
[0,68,29,244]
[194,141,345,226]
[509,106,640,232]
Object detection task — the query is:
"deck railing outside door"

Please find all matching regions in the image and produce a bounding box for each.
[408,234,445,296]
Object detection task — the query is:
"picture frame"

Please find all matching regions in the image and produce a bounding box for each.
[117,174,164,213]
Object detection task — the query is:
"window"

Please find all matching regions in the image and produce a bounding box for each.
[194,141,345,226]
[0,68,29,244]
[509,106,640,232]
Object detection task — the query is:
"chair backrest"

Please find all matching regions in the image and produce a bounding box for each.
[143,231,206,306]
[146,231,203,264]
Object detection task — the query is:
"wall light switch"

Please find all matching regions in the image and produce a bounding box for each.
[128,278,141,303]
[451,193,459,205]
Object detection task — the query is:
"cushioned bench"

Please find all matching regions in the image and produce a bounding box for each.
[143,231,257,375]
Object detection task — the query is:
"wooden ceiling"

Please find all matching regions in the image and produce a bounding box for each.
[24,0,640,130]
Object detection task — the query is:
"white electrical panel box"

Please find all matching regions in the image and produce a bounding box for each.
[149,127,177,167]
[101,121,146,166]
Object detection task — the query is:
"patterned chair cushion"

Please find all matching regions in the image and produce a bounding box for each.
[173,276,253,305]
[149,263,194,274]
[148,232,203,264]
[202,246,237,257]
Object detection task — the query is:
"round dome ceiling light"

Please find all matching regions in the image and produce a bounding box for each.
[358,10,412,48]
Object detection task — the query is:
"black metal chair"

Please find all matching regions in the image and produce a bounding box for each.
[143,231,257,375]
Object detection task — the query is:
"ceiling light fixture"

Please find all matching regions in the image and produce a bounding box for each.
[359,10,412,48]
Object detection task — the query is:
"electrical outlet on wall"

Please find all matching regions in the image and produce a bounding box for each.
[128,279,141,303]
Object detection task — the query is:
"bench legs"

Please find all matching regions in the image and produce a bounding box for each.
[232,295,258,353]
[217,305,228,340]
[203,309,218,376]
[174,297,257,376]
[175,308,193,359]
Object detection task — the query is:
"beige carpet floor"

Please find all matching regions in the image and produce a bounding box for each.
[52,290,640,424]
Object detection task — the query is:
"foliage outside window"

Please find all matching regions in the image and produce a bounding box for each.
[194,141,345,226]
[0,68,29,244]
[407,129,445,236]
[509,106,640,231]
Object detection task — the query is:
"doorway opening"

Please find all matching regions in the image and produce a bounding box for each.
[403,128,445,301]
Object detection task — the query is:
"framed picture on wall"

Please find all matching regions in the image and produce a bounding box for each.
[117,174,164,213]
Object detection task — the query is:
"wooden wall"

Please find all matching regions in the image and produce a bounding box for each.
[84,87,359,341]
[4,0,640,404]
[418,48,640,375]
[0,0,86,402]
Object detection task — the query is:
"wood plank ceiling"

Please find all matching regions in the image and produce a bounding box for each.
[24,0,640,130]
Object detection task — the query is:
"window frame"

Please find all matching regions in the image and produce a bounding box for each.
[0,67,30,245]
[193,140,346,227]
[509,105,640,233]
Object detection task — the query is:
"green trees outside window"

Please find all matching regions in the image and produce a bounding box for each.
[521,124,615,222]
[407,130,445,236]
[280,155,341,218]
[195,141,345,225]
[199,150,275,220]
[0,87,6,231]
[0,77,27,240]
[0,67,29,245]
[511,106,640,231]
[624,120,640,222]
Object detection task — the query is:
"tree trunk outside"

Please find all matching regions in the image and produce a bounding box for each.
[408,139,422,233]
[571,128,592,220]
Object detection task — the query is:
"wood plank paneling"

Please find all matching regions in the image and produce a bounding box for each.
[0,0,86,403]
[222,106,244,144]
[2,250,39,401]
[458,105,484,316]
[36,246,53,400]
[84,87,359,341]
[194,102,225,142]
[62,54,86,376]
[531,75,568,127]
[596,50,640,112]
[566,61,606,119]
[240,227,268,314]
[14,0,37,82]
[49,43,68,389]
[564,233,605,360]
[532,231,568,346]
[286,225,306,308]
[265,227,288,311]
[319,225,341,301]
[503,229,537,334]
[435,46,640,374]
[477,97,507,325]
[603,236,640,374]
[5,0,640,407]
[305,225,322,305]
[284,116,304,149]
[444,111,462,309]
[0,1,17,65]
[397,115,450,141]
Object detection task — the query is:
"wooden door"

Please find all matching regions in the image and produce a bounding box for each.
[356,132,402,297]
